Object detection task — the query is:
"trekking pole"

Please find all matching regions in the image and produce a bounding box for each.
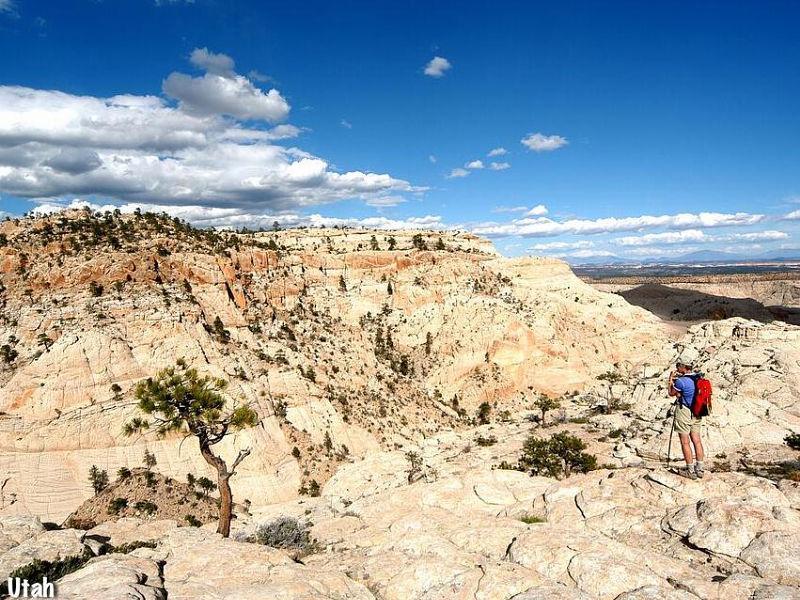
[666,402,677,465]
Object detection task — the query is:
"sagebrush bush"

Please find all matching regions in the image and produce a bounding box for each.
[254,517,311,551]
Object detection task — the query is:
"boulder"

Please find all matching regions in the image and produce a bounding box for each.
[56,554,165,600]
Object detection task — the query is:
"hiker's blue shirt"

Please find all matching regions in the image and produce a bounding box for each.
[673,375,695,408]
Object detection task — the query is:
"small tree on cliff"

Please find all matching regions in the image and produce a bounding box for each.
[534,395,561,426]
[123,360,258,537]
[88,465,109,495]
[477,402,492,425]
[37,333,53,352]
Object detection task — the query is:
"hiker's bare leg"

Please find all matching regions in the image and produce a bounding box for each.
[678,433,694,466]
[690,431,705,462]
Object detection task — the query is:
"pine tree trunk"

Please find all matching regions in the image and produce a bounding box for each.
[199,443,233,538]
[216,475,233,537]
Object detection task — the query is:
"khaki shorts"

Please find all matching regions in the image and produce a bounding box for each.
[674,405,701,434]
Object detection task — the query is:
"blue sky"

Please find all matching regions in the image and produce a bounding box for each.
[1,0,799,261]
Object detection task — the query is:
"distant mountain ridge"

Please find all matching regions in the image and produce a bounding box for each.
[565,247,800,266]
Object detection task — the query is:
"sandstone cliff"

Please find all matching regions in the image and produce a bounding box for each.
[0,210,669,521]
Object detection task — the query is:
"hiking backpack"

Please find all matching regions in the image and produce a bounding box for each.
[688,374,712,418]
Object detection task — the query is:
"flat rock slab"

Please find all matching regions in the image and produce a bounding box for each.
[161,527,373,600]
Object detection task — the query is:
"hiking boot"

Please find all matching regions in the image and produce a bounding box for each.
[695,463,706,479]
[672,466,698,480]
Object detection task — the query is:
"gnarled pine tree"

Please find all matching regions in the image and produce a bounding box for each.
[123,360,258,537]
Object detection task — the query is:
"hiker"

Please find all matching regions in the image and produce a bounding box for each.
[668,362,706,479]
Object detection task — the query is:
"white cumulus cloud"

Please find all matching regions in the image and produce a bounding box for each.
[614,229,709,246]
[521,133,568,152]
[487,147,507,157]
[784,209,800,220]
[492,204,547,215]
[189,47,234,76]
[471,211,763,238]
[730,230,789,241]
[163,57,290,122]
[554,249,617,259]
[0,51,416,212]
[489,161,510,171]
[424,56,452,78]
[614,228,789,246]
[465,160,484,169]
[363,195,406,208]
[447,167,469,178]
[525,204,548,216]
[530,240,594,251]
[492,206,529,214]
[31,199,444,231]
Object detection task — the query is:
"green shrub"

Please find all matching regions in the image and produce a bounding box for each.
[62,517,96,530]
[298,479,321,497]
[134,500,157,515]
[476,402,491,425]
[405,451,422,483]
[113,540,157,554]
[519,514,546,524]
[518,432,597,479]
[184,514,202,527]
[108,497,129,515]
[0,550,92,596]
[0,344,18,364]
[597,370,624,384]
[786,432,800,450]
[197,476,216,496]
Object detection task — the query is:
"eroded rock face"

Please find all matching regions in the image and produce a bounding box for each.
[0,213,670,522]
[2,213,800,599]
[597,318,800,465]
